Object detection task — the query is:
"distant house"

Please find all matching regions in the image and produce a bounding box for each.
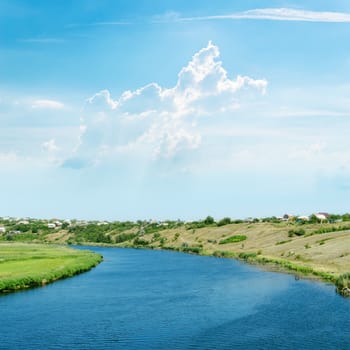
[283,214,295,221]
[18,220,29,225]
[0,226,6,233]
[314,213,329,222]
[297,215,310,222]
[97,222,109,226]
[47,223,56,229]
[318,212,330,218]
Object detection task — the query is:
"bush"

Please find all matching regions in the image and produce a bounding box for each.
[238,252,257,260]
[309,225,350,236]
[180,246,202,254]
[133,237,149,246]
[288,229,305,237]
[204,216,215,225]
[219,235,247,244]
[115,233,137,243]
[218,217,231,226]
[336,273,350,289]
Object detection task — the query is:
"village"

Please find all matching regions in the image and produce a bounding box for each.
[0,212,347,236]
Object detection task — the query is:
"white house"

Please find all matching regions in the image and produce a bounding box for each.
[18,220,29,225]
[315,213,329,221]
[47,223,56,229]
[0,226,6,233]
[297,215,310,221]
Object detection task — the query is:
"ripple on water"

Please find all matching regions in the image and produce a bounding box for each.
[1,247,350,350]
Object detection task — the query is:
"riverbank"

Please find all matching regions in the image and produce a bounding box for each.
[73,221,350,295]
[2,219,350,295]
[73,239,348,295]
[0,243,102,293]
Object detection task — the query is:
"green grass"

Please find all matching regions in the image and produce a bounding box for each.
[0,243,102,293]
[308,225,350,236]
[336,273,350,296]
[219,235,247,244]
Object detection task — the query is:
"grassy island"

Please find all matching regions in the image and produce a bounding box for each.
[0,243,102,293]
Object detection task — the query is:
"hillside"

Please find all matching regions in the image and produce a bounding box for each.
[2,217,350,294]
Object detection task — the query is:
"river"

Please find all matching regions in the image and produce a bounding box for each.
[1,246,350,349]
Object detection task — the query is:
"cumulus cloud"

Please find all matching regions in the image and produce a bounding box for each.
[31,99,64,109]
[64,41,267,167]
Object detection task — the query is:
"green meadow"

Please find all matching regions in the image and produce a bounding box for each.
[0,243,102,293]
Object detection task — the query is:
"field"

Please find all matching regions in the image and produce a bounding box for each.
[0,243,102,293]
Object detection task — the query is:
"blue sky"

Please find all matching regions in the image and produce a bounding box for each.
[1,0,350,220]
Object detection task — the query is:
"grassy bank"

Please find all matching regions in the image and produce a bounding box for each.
[103,221,350,296]
[3,218,350,295]
[0,243,102,293]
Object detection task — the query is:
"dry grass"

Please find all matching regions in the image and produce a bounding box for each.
[42,220,350,283]
[114,221,350,277]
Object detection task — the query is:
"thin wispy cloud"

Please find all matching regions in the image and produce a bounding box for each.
[66,21,131,29]
[174,8,350,23]
[31,99,64,110]
[91,21,132,26]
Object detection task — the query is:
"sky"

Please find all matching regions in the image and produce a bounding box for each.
[1,0,350,220]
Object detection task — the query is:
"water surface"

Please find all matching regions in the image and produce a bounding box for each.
[1,247,350,349]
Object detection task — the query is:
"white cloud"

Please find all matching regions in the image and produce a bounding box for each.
[64,41,267,167]
[177,8,350,23]
[66,22,131,28]
[42,139,59,152]
[0,152,18,163]
[31,99,64,109]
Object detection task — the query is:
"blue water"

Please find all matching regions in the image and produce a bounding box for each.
[1,247,350,349]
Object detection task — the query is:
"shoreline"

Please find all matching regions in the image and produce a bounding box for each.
[0,243,103,294]
[75,241,348,295]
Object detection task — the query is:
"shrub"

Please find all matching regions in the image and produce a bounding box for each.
[276,240,292,245]
[204,216,215,225]
[336,273,350,295]
[152,233,161,241]
[218,217,231,226]
[219,235,247,244]
[288,229,305,237]
[133,237,149,246]
[173,232,180,241]
[180,246,202,254]
[238,252,257,260]
[309,225,350,236]
[114,233,137,243]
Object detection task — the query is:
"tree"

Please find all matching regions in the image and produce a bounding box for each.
[218,217,231,226]
[204,216,215,225]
